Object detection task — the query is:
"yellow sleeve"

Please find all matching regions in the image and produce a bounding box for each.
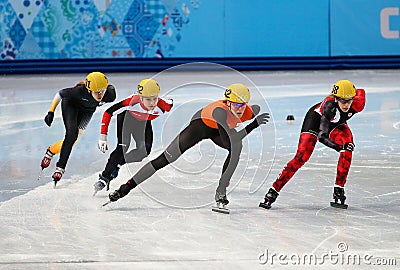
[48,93,61,112]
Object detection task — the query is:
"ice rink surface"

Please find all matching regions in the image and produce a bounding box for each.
[0,68,399,269]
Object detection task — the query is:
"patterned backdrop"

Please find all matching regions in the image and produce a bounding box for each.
[0,0,200,60]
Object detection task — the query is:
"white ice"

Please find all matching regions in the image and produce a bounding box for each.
[0,69,399,269]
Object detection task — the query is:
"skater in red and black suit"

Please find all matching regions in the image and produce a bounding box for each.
[260,80,366,209]
[106,84,270,209]
[40,72,116,186]
[93,78,173,194]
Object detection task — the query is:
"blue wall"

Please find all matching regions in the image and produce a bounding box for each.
[1,0,399,73]
[174,0,330,57]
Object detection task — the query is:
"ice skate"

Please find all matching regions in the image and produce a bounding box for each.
[52,167,65,188]
[330,186,348,209]
[259,188,279,209]
[38,148,54,180]
[212,192,230,214]
[102,183,132,207]
[93,174,111,196]
[41,148,54,169]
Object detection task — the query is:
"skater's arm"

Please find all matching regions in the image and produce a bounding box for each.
[351,89,366,113]
[157,98,173,112]
[318,116,341,152]
[213,107,269,147]
[242,111,270,136]
[101,85,117,103]
[251,105,260,117]
[318,102,341,151]
[100,96,132,135]
[48,93,62,112]
[44,90,65,127]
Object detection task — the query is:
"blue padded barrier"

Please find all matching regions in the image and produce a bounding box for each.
[1,56,400,74]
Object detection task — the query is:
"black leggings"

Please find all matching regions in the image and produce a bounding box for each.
[102,112,153,178]
[56,100,93,169]
[131,118,242,195]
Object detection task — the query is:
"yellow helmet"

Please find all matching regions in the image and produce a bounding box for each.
[85,72,108,92]
[331,80,356,99]
[224,83,250,103]
[137,78,160,97]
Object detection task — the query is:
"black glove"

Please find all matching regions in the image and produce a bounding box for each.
[252,112,270,127]
[341,142,355,152]
[44,112,54,127]
[244,112,270,134]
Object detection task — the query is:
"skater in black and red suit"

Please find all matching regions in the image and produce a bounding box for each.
[106,83,270,208]
[93,78,173,194]
[260,80,365,209]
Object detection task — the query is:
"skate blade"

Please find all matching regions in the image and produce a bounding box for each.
[37,169,44,181]
[102,201,112,207]
[53,179,60,188]
[212,206,230,214]
[93,186,102,197]
[259,202,272,209]
[330,202,348,209]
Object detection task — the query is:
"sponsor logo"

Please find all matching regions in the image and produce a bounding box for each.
[381,7,399,39]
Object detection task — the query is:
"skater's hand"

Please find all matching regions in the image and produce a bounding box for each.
[44,112,54,127]
[341,142,355,152]
[252,112,270,127]
[98,134,108,153]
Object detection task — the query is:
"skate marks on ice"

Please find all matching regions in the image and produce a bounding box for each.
[1,174,400,268]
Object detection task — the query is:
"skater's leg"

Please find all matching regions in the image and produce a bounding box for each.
[54,107,92,183]
[41,127,84,171]
[260,133,317,209]
[211,135,243,200]
[125,120,153,163]
[49,139,63,155]
[102,147,125,178]
[336,151,352,187]
[48,129,85,155]
[328,125,353,208]
[109,120,210,201]
[55,101,80,170]
[330,124,353,187]
[272,133,317,192]
[101,113,131,178]
[134,122,203,185]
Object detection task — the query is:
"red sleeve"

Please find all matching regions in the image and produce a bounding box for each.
[101,112,112,135]
[352,89,366,113]
[157,98,173,112]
